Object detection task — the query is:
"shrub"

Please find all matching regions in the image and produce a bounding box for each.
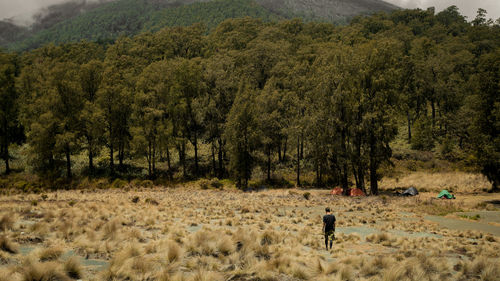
[199,179,210,190]
[303,192,311,200]
[141,180,154,188]
[111,178,128,189]
[145,198,159,205]
[210,178,223,189]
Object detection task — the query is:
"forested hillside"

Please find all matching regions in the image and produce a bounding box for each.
[1,7,499,194]
[2,0,398,51]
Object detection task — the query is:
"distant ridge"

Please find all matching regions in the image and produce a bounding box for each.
[0,0,399,51]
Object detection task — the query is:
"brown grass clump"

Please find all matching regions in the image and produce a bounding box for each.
[0,213,14,232]
[102,218,121,240]
[366,233,397,246]
[167,241,183,263]
[64,256,82,279]
[461,256,498,279]
[0,235,18,254]
[38,246,64,261]
[0,268,15,281]
[21,260,71,281]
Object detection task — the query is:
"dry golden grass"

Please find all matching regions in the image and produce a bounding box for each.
[380,171,491,193]
[0,186,497,281]
[0,235,18,254]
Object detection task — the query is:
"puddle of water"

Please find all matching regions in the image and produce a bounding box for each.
[187,224,202,233]
[337,226,379,238]
[388,229,442,238]
[18,247,108,271]
[456,211,500,224]
[19,246,35,255]
[425,215,500,236]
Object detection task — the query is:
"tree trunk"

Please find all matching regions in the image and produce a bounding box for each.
[148,140,152,178]
[353,163,359,189]
[180,142,186,178]
[358,166,366,194]
[283,138,287,163]
[166,145,172,179]
[316,159,321,187]
[109,125,114,175]
[211,142,216,177]
[407,111,412,143]
[193,133,199,176]
[296,135,300,187]
[218,138,224,178]
[88,146,94,175]
[278,140,282,163]
[369,130,378,195]
[431,99,436,128]
[341,129,349,196]
[492,179,499,193]
[152,139,156,177]
[243,129,249,189]
[3,142,10,174]
[65,145,72,178]
[370,162,378,195]
[118,142,124,169]
[267,146,271,181]
[300,133,304,160]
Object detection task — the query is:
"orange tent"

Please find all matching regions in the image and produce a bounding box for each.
[349,188,366,196]
[330,187,343,195]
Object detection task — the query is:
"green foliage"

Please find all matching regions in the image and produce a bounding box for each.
[412,116,435,151]
[145,0,282,33]
[111,178,128,189]
[0,51,24,174]
[2,7,499,193]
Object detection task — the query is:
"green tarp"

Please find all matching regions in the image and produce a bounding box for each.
[437,190,455,199]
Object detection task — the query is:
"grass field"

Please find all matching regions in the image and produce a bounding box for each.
[0,185,499,281]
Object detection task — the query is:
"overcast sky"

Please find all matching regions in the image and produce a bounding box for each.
[1,0,499,25]
[385,0,500,20]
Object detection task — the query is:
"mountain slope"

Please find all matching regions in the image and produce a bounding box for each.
[257,0,398,22]
[2,0,399,51]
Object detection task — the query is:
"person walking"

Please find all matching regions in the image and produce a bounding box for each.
[322,207,336,250]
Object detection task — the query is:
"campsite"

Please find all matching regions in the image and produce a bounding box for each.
[0,179,499,280]
[1,1,500,280]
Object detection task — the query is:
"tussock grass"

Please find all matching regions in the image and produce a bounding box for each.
[64,256,82,279]
[38,246,64,262]
[381,172,490,193]
[0,187,498,280]
[0,235,18,254]
[21,260,70,281]
[0,213,14,232]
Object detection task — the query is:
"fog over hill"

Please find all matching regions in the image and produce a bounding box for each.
[385,0,500,20]
[1,0,499,25]
[1,0,498,52]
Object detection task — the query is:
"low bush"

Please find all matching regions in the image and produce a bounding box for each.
[111,178,128,189]
[303,192,311,200]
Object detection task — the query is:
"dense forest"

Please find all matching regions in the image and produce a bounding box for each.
[2,0,396,51]
[1,7,499,194]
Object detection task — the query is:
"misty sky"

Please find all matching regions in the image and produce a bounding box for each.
[1,0,499,25]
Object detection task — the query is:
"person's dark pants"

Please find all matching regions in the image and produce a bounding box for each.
[325,230,335,250]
